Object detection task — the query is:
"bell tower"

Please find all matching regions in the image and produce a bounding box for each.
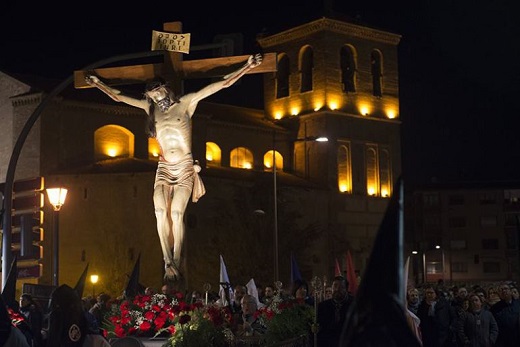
[258,17,402,198]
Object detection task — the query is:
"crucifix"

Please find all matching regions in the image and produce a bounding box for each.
[74,21,277,286]
[74,22,276,90]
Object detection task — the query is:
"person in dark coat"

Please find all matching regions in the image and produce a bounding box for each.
[19,293,44,347]
[317,276,353,347]
[457,293,498,347]
[417,285,457,347]
[490,283,520,347]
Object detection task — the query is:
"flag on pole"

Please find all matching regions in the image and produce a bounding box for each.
[219,255,233,306]
[334,258,342,277]
[346,250,358,296]
[245,278,264,308]
[290,252,303,284]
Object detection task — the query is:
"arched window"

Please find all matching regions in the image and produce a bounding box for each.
[379,149,391,197]
[148,138,160,160]
[340,45,357,93]
[94,125,134,161]
[230,147,254,169]
[337,143,352,193]
[276,54,290,98]
[206,142,222,167]
[299,46,314,93]
[366,146,379,196]
[263,150,283,172]
[370,50,383,97]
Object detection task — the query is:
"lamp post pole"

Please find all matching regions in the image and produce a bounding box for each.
[90,274,99,297]
[273,131,279,283]
[46,187,67,287]
[52,209,60,286]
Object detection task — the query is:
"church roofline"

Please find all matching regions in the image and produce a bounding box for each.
[258,17,402,47]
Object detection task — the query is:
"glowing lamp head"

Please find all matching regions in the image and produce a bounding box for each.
[46,187,68,211]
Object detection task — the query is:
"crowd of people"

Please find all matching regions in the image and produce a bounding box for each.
[407,280,520,347]
[3,277,519,347]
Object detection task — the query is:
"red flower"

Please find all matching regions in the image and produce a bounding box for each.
[139,320,151,332]
[144,310,155,321]
[120,316,131,325]
[167,325,176,334]
[154,316,167,329]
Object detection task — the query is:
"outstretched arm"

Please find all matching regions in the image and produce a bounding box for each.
[186,54,263,108]
[85,75,149,111]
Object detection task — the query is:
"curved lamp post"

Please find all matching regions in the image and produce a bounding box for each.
[1,50,164,286]
[46,187,67,286]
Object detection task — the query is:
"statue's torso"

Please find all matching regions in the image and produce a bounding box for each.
[154,102,192,162]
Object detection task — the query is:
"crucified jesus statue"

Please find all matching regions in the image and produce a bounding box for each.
[85,53,263,281]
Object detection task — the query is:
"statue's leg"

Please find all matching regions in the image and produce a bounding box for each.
[170,185,192,279]
[153,185,175,277]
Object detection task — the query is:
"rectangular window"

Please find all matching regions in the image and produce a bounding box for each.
[423,193,439,207]
[448,195,464,205]
[479,193,497,205]
[451,262,468,273]
[483,262,500,273]
[448,217,466,228]
[482,238,499,250]
[424,215,441,227]
[480,216,497,227]
[504,189,520,204]
[504,213,519,226]
[450,240,467,250]
[426,261,442,274]
[505,229,518,250]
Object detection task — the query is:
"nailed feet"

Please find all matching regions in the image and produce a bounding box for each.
[164,262,182,282]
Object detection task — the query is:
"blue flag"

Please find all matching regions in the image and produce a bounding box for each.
[290,252,303,284]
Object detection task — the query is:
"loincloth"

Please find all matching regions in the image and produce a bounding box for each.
[154,155,206,202]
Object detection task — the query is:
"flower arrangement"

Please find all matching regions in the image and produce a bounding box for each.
[102,291,314,347]
[102,293,234,346]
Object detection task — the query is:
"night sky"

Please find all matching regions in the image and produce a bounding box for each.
[2,1,519,188]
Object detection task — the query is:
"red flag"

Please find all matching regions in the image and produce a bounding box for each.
[346,250,358,296]
[334,258,342,277]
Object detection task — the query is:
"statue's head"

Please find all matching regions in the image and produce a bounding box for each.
[145,78,177,112]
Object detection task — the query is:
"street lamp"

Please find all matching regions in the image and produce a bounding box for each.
[90,274,99,297]
[269,128,328,284]
[435,244,446,283]
[46,187,68,286]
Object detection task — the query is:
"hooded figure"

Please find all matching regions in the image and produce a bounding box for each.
[46,284,88,347]
[340,178,422,347]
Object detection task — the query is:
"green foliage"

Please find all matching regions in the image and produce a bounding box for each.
[164,308,232,347]
[257,297,314,346]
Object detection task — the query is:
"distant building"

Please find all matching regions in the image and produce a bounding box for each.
[0,16,403,294]
[409,181,520,285]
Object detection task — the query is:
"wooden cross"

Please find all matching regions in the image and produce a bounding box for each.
[73,21,277,92]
